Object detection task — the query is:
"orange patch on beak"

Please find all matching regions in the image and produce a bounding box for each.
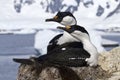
[65,26,71,29]
[54,16,58,19]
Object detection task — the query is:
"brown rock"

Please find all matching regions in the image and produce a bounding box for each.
[99,47,120,73]
[16,47,120,80]
[17,64,110,80]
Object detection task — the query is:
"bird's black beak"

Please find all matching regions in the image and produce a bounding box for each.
[57,26,72,33]
[45,18,55,22]
[45,16,60,22]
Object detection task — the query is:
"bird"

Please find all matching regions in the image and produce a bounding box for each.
[13,11,99,80]
[57,25,99,66]
[45,11,83,52]
[45,11,77,26]
[13,11,98,72]
[13,44,87,80]
[13,42,90,67]
[45,11,98,66]
[13,11,98,80]
[13,41,90,80]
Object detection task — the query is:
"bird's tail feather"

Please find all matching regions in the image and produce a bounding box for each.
[57,66,81,80]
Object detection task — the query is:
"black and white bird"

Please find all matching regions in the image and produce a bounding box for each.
[13,42,89,80]
[13,42,90,80]
[45,12,98,66]
[13,12,98,80]
[45,12,83,52]
[13,42,90,67]
[57,26,99,66]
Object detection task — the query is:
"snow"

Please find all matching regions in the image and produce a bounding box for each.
[13,29,36,34]
[0,29,36,34]
[34,29,61,54]
[87,28,105,52]
[62,0,77,6]
[102,38,119,46]
[101,13,120,29]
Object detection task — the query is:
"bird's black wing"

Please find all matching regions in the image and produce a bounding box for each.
[33,48,89,67]
[13,58,34,65]
[43,47,90,67]
[47,34,63,52]
[47,34,83,53]
[58,66,81,80]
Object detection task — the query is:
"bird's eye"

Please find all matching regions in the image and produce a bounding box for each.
[54,16,58,19]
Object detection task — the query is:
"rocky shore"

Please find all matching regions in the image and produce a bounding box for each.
[16,47,120,80]
[99,47,120,80]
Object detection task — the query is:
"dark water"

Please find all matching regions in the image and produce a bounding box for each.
[0,34,37,55]
[0,33,37,80]
[0,34,34,48]
[102,34,120,51]
[102,35,120,44]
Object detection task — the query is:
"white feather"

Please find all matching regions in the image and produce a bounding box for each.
[57,31,79,45]
[60,16,76,26]
[71,31,99,66]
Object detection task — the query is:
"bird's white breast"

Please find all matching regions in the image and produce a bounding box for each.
[57,31,79,45]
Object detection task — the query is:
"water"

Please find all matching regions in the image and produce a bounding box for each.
[102,35,120,45]
[0,34,37,80]
[0,34,37,55]
[0,56,19,80]
[102,33,120,51]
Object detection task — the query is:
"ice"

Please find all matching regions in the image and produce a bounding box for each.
[13,29,36,34]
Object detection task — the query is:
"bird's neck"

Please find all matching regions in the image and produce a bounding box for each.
[82,39,98,57]
[72,33,98,56]
[57,32,79,45]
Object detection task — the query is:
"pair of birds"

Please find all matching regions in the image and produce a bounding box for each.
[45,11,98,67]
[14,12,99,67]
[13,12,99,80]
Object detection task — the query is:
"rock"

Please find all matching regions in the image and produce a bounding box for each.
[108,72,120,80]
[17,64,110,80]
[99,47,120,73]
[16,47,120,80]
[98,47,120,80]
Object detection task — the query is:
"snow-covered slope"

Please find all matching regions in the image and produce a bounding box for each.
[13,0,120,18]
[0,0,120,29]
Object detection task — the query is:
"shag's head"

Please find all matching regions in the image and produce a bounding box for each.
[57,25,88,34]
[57,25,89,41]
[45,12,77,26]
